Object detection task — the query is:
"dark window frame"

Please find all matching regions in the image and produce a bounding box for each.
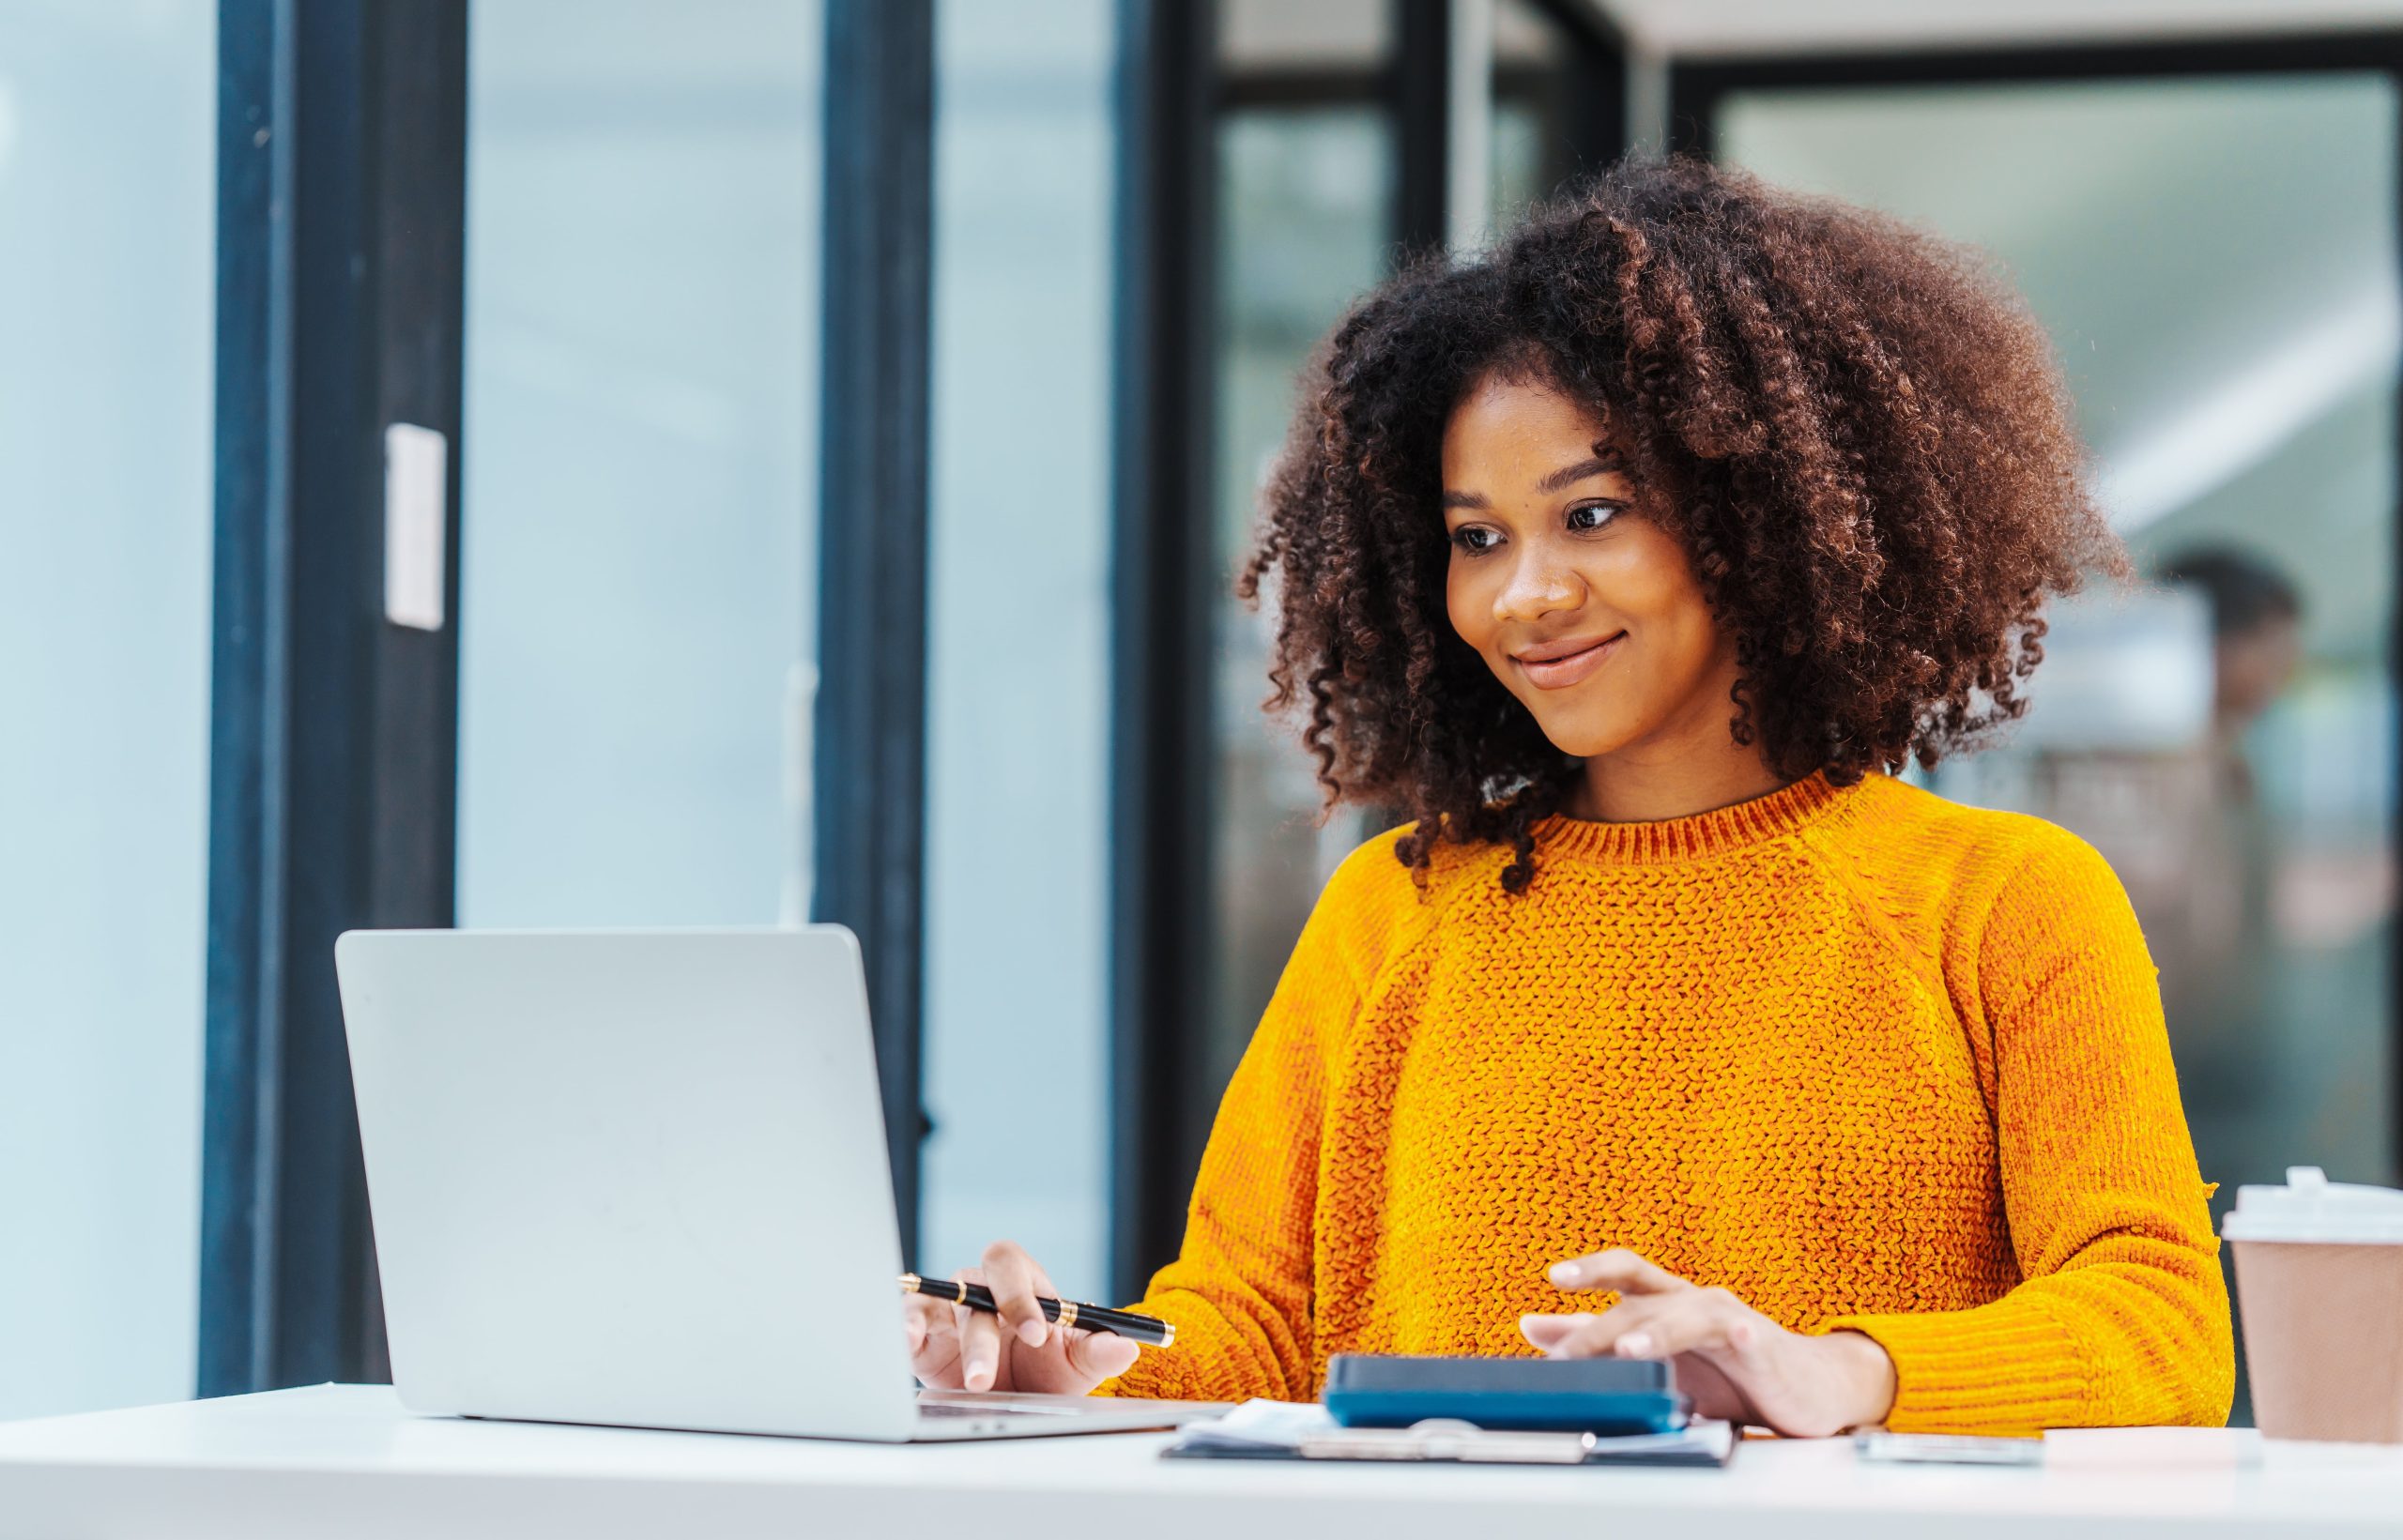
[201,0,469,1395]
[1668,31,2403,155]
[1492,0,1628,217]
[813,0,939,1266]
[1394,0,1450,253]
[1110,0,1224,1301]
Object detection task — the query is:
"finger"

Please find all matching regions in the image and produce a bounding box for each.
[911,1324,965,1387]
[952,1269,1006,1391]
[902,1290,954,1340]
[1547,1247,1684,1295]
[1519,1310,1608,1356]
[1600,1292,1744,1361]
[1064,1329,1142,1385]
[1640,1288,1768,1362]
[982,1241,1051,1349]
[1520,1292,1682,1359]
[905,1296,964,1384]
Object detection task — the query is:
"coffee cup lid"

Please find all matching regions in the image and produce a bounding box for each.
[2221,1166,2403,1244]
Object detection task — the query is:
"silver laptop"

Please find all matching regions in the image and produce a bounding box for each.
[334,925,1213,1441]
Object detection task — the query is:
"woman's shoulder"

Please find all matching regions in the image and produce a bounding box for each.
[1862,772,2112,864]
[1848,773,2134,932]
[1302,818,1496,983]
[1317,819,1435,927]
[1321,816,1522,909]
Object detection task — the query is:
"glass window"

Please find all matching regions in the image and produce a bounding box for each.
[1208,4,1400,1108]
[1722,76,2400,1414]
[917,0,1118,1296]
[0,0,215,1419]
[1490,0,1576,231]
[457,0,824,930]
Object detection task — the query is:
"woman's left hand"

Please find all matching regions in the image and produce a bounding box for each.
[1521,1248,1897,1438]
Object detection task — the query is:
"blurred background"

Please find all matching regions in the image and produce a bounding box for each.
[2,0,2395,1426]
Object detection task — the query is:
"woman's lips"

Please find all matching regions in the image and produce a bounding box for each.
[1514,633,1626,690]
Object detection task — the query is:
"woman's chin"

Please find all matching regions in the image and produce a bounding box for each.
[1524,713,1641,763]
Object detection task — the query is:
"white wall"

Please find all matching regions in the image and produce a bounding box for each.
[0,0,215,1421]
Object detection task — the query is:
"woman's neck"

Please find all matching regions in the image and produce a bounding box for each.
[1569,742,1789,825]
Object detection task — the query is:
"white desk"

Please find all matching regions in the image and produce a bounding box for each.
[1,1385,2399,1539]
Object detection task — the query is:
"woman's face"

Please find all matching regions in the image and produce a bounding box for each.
[1441,374,1738,762]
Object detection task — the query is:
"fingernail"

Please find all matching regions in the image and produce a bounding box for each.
[1548,1261,1582,1287]
[1617,1332,1653,1357]
[1018,1319,1047,1348]
[968,1358,992,1389]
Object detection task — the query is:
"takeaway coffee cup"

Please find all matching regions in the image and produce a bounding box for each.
[2222,1166,2403,1443]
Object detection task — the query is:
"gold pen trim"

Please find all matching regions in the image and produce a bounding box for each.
[1055,1300,1079,1331]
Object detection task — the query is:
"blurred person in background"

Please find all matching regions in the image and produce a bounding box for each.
[2114,548,2303,1196]
[2163,547,2305,791]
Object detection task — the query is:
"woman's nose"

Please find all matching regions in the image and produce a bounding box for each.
[1494,555,1584,625]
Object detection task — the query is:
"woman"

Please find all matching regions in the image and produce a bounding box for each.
[907,158,2233,1436]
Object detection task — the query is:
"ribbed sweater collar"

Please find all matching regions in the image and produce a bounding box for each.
[1532,770,1868,864]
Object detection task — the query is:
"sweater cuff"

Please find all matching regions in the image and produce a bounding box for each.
[1091,1297,1241,1403]
[1825,1299,2089,1435]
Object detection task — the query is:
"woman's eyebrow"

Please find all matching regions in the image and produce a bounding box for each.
[1537,452,1623,494]
[1444,448,1624,510]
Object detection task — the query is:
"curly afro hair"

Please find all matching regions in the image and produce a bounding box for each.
[1238,155,2125,893]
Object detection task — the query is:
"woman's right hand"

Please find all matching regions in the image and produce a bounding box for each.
[902,1240,1142,1395]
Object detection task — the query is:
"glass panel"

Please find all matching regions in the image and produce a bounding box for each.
[1491,0,1575,232]
[458,0,823,929]
[917,0,1117,1295]
[1208,100,1398,1100]
[0,0,214,1418]
[1723,75,2400,1418]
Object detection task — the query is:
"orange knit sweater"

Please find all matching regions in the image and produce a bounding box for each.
[1107,772,2233,1433]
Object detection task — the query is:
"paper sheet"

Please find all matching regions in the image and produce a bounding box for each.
[1171,1399,1737,1465]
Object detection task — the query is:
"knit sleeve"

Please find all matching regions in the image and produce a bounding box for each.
[1827,828,2236,1434]
[1097,835,1405,1403]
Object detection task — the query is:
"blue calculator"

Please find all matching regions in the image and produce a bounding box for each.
[1322,1354,1688,1435]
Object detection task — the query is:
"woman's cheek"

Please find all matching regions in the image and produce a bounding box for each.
[1445,567,1493,657]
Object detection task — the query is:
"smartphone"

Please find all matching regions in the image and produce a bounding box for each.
[1322,1353,1685,1435]
[1853,1429,2043,1466]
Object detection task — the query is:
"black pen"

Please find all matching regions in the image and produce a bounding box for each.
[898,1273,1176,1349]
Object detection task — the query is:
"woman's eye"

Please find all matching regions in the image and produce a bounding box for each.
[1449,526,1499,555]
[1567,502,1621,532]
